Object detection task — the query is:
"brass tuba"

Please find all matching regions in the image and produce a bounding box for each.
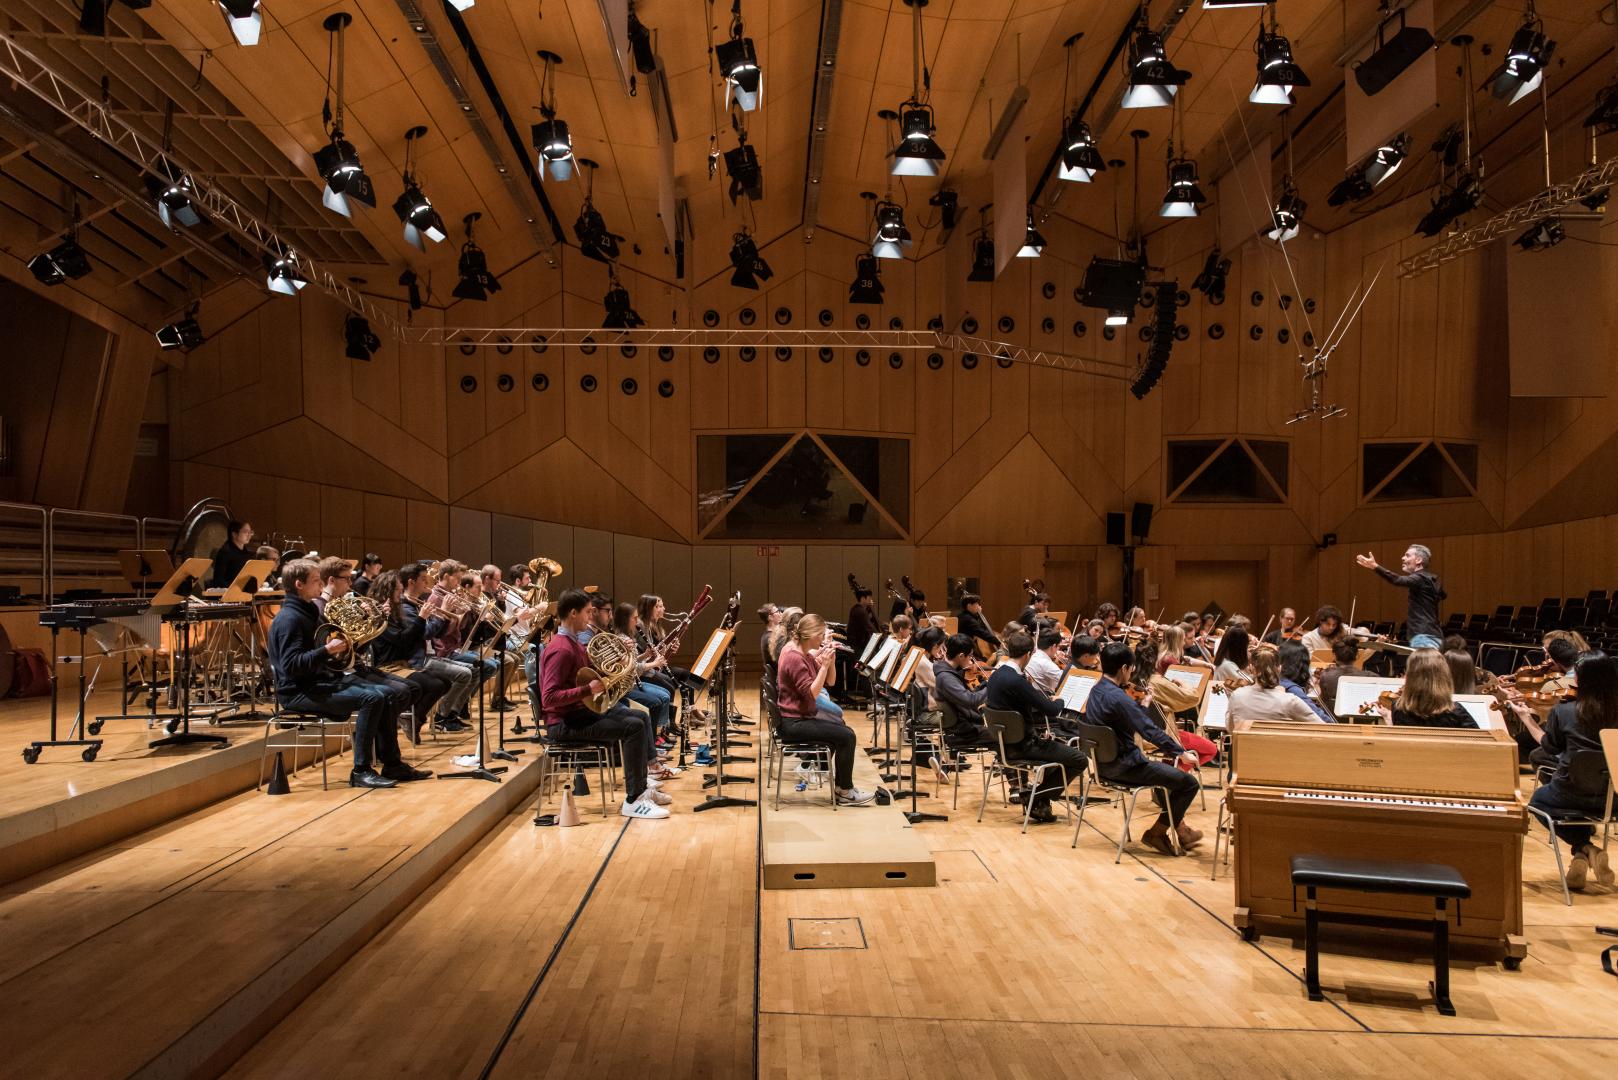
[318,593,389,672]
[526,556,562,613]
[577,631,637,713]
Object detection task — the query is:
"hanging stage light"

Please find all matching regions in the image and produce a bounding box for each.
[343,313,381,360]
[399,269,423,311]
[1122,23,1188,109]
[446,0,475,10]
[1059,115,1106,182]
[871,199,912,259]
[452,212,501,301]
[312,14,375,218]
[1413,172,1482,237]
[1079,256,1146,324]
[1017,210,1046,257]
[573,159,622,263]
[929,188,959,229]
[1251,21,1309,105]
[967,232,995,282]
[1265,183,1306,242]
[724,138,763,202]
[889,101,945,177]
[148,160,202,229]
[265,248,308,296]
[1486,6,1554,106]
[716,5,762,112]
[531,51,576,181]
[1514,216,1565,251]
[728,229,773,289]
[156,305,206,351]
[1191,248,1229,301]
[602,275,645,329]
[1327,134,1408,205]
[848,253,884,304]
[1585,82,1618,135]
[1159,156,1206,217]
[216,0,262,46]
[393,127,446,251]
[28,231,91,286]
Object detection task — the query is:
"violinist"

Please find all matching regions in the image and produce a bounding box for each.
[1095,603,1121,638]
[1156,625,1211,675]
[1316,638,1362,711]
[1026,626,1066,694]
[1300,605,1348,654]
[956,593,1001,655]
[1212,627,1252,683]
[1523,652,1618,892]
[933,633,993,751]
[1278,640,1336,723]
[1444,648,1479,695]
[1083,618,1107,642]
[1540,633,1585,694]
[1017,591,1050,633]
[1262,607,1299,646]
[1229,647,1326,724]
[1377,649,1477,728]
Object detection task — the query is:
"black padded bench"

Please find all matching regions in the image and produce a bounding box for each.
[1290,854,1471,1017]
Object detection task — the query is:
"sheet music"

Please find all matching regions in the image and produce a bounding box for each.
[692,629,731,682]
[859,633,886,665]
[1201,689,1231,730]
[1456,694,1505,731]
[1055,670,1101,713]
[893,647,925,692]
[878,638,906,683]
[1333,675,1404,717]
[868,636,901,681]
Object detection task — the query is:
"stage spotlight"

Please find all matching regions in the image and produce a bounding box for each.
[1486,8,1554,106]
[626,7,657,74]
[724,139,763,202]
[399,269,423,311]
[573,202,621,264]
[393,127,445,251]
[929,189,959,229]
[872,200,912,259]
[1513,216,1565,251]
[149,165,202,229]
[156,306,205,351]
[889,102,945,177]
[216,0,262,46]
[1016,210,1046,258]
[447,0,474,9]
[1079,256,1146,323]
[1122,27,1187,109]
[452,212,500,301]
[1265,182,1305,243]
[848,253,884,305]
[1159,156,1206,218]
[602,275,645,329]
[343,313,381,360]
[1354,10,1434,97]
[532,51,575,180]
[80,0,108,34]
[27,231,92,286]
[312,14,374,217]
[1585,82,1618,135]
[967,233,995,282]
[1192,248,1229,301]
[716,11,762,112]
[1251,25,1309,105]
[1058,115,1106,181]
[1328,134,1408,205]
[265,248,308,296]
[729,229,773,289]
[1413,173,1482,237]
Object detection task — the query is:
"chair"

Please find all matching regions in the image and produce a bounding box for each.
[1525,748,1614,906]
[979,708,1074,834]
[258,704,355,791]
[1443,614,1465,632]
[1070,721,1189,861]
[1587,597,1611,627]
[935,699,996,809]
[762,678,836,811]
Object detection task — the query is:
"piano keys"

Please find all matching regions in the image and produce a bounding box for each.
[1227,720,1529,962]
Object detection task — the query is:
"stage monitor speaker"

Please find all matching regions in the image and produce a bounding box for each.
[1106,512,1126,547]
[1131,502,1154,541]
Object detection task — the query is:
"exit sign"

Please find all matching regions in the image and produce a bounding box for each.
[756,545,780,557]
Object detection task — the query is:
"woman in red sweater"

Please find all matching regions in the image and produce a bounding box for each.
[776,614,874,806]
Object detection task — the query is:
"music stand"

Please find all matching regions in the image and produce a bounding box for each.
[118,549,174,599]
[151,558,215,609]
[693,626,753,812]
[147,558,230,750]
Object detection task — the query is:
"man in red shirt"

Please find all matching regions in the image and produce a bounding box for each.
[540,589,669,820]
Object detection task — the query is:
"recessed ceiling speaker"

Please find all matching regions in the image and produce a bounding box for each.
[855,313,871,330]
[1041,281,1056,299]
[1102,326,1117,341]
[496,373,515,391]
[1209,323,1225,340]
[856,349,871,365]
[579,338,597,355]
[703,346,720,363]
[774,306,792,325]
[962,315,979,334]
[962,353,978,369]
[703,309,720,327]
[739,307,756,326]
[1277,327,1291,344]
[776,347,792,361]
[927,352,943,369]
[819,347,834,362]
[496,336,513,355]
[1041,317,1055,333]
[1250,290,1264,306]
[658,345,674,361]
[1073,320,1087,338]
[997,315,1015,333]
[739,346,756,362]
[620,345,637,358]
[819,308,834,326]
[530,334,548,353]
[889,315,904,330]
[1249,325,1264,340]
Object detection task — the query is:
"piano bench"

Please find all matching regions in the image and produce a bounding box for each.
[1289,855,1471,1017]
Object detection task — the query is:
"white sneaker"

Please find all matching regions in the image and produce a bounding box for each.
[646,789,673,806]
[794,762,824,788]
[621,796,670,819]
[658,763,682,775]
[644,776,663,791]
[836,786,876,806]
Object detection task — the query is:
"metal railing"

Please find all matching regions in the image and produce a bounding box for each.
[0,503,192,605]
[0,501,48,604]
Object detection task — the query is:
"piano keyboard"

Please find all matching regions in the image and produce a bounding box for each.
[1282,790,1510,813]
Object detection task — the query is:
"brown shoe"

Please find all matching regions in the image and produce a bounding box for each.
[1176,823,1204,848]
[1142,821,1178,856]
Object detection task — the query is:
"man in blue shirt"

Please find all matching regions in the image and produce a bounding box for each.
[1085,642,1202,855]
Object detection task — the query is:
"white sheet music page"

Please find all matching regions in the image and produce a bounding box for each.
[1056,670,1101,713]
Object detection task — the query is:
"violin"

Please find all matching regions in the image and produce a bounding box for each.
[1357,689,1401,716]
[1211,673,1255,696]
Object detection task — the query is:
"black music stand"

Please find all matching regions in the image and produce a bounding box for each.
[695,627,754,812]
[22,609,104,763]
[490,632,523,765]
[440,653,508,783]
[148,559,230,750]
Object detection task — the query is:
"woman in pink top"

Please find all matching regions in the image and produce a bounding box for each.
[775,614,873,806]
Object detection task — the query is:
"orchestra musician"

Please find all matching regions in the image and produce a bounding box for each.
[1376,649,1478,728]
[614,603,680,776]
[1299,605,1348,654]
[636,594,704,697]
[1211,626,1252,683]
[210,519,255,589]
[267,558,425,788]
[1227,647,1325,724]
[888,614,915,650]
[1316,638,1362,712]
[842,587,877,703]
[1356,544,1446,649]
[1262,607,1299,645]
[1156,625,1210,674]
[398,562,479,733]
[776,614,874,806]
[1025,626,1066,695]
[956,593,1000,655]
[1068,634,1101,671]
[541,589,669,819]
[934,634,994,751]
[984,632,1087,825]
[368,569,453,744]
[1017,591,1050,633]
[1095,603,1121,638]
[316,558,436,746]
[1278,640,1336,723]
[352,553,383,597]
[758,602,782,664]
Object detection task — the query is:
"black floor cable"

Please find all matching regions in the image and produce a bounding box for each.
[477,817,633,1079]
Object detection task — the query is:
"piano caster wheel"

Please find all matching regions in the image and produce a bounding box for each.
[1238,926,1257,942]
[22,747,41,764]
[1503,956,1522,971]
[88,721,104,736]
[81,746,99,762]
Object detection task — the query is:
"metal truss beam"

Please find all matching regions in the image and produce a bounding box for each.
[1397,154,1618,279]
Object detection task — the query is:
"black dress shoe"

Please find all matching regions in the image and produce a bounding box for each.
[433,717,469,733]
[1027,804,1058,825]
[489,698,514,711]
[457,707,471,720]
[350,770,399,789]
[381,765,434,782]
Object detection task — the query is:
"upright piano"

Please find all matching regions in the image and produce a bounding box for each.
[1227,720,1528,962]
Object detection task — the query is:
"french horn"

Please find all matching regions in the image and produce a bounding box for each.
[318,593,389,673]
[576,630,637,713]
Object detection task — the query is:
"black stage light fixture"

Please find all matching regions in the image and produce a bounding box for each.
[217,0,262,46]
[265,247,308,296]
[1485,5,1554,106]
[80,0,109,34]
[573,160,622,262]
[871,199,912,259]
[848,253,884,304]
[626,6,657,74]
[1191,248,1229,302]
[602,274,645,329]
[1080,256,1146,325]
[1122,22,1188,109]
[716,5,762,111]
[1584,82,1618,136]
[1265,185,1305,242]
[967,232,996,282]
[1251,19,1309,105]
[343,312,381,360]
[929,188,959,228]
[393,127,446,251]
[532,51,576,180]
[156,304,205,351]
[453,212,500,301]
[1514,216,1565,251]
[28,205,92,286]
[446,0,474,10]
[1059,115,1106,181]
[725,137,763,202]
[313,14,375,218]
[1016,209,1046,258]
[399,269,423,311]
[1413,172,1481,237]
[149,166,203,229]
[1160,155,1206,217]
[1328,133,1408,205]
[890,101,945,176]
[1353,9,1434,97]
[728,228,773,289]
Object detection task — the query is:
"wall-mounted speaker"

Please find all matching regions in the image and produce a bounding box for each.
[1131,501,1154,541]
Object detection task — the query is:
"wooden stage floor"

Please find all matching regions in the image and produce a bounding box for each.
[5,681,1618,1078]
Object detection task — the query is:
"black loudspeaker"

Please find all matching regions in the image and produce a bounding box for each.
[1106,512,1126,547]
[1353,14,1434,97]
[1131,502,1154,541]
